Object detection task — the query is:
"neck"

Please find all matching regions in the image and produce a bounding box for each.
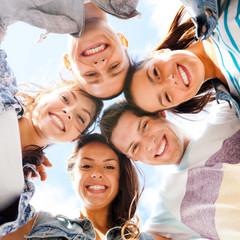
[82,207,110,236]
[18,115,49,149]
[85,2,107,21]
[187,40,227,85]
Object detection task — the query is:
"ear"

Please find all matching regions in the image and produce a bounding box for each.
[127,155,138,162]
[63,53,72,70]
[117,32,128,49]
[159,111,166,118]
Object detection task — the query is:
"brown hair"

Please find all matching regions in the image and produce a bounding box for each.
[67,133,144,239]
[17,80,103,134]
[124,6,215,114]
[100,100,158,145]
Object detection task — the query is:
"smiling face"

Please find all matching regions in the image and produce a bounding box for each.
[72,141,120,211]
[111,111,189,166]
[32,87,96,143]
[65,20,129,98]
[131,49,205,112]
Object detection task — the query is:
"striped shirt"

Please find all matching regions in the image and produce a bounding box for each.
[210,0,240,101]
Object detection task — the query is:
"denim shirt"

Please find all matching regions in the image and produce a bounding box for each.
[25,211,154,240]
[0,0,140,43]
[0,49,24,118]
[179,0,219,40]
[23,211,154,240]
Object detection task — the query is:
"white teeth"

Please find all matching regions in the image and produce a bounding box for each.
[50,114,64,130]
[156,138,166,156]
[85,44,105,55]
[88,185,106,190]
[178,65,189,86]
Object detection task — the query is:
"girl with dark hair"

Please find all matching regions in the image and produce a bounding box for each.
[1,134,164,240]
[124,1,240,115]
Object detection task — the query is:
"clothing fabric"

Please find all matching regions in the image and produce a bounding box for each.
[143,102,240,240]
[0,180,153,239]
[210,0,240,103]
[0,180,36,238]
[0,49,24,117]
[179,0,219,40]
[23,211,154,240]
[0,0,140,43]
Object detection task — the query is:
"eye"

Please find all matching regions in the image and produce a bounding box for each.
[81,164,91,169]
[132,143,139,154]
[105,166,115,170]
[142,121,148,130]
[110,63,119,70]
[165,92,171,103]
[153,67,160,79]
[61,95,69,104]
[86,72,97,77]
[77,115,85,124]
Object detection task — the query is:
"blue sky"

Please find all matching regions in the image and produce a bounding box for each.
[2,0,210,228]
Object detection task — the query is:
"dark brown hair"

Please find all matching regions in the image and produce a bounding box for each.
[124,6,215,114]
[100,100,158,145]
[67,133,143,239]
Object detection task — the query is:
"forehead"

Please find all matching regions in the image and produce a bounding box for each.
[78,141,119,160]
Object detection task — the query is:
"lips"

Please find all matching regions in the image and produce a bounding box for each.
[154,135,167,158]
[177,64,190,87]
[49,113,65,131]
[81,43,108,56]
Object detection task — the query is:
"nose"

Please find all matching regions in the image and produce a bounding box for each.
[94,58,107,70]
[91,171,103,179]
[63,109,72,120]
[167,74,177,86]
[143,135,156,152]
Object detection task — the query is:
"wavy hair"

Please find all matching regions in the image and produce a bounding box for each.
[67,133,144,239]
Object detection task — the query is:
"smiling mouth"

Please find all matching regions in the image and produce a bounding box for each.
[82,44,108,56]
[87,185,108,190]
[154,136,166,158]
[49,113,65,131]
[177,64,189,87]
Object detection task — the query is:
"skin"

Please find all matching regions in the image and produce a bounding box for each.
[18,86,96,180]
[64,3,129,99]
[131,40,227,112]
[111,111,190,165]
[19,87,96,147]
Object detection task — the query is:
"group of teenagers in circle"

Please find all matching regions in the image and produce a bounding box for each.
[0,0,239,240]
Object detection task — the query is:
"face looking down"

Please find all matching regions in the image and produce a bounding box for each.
[131,49,206,112]
[71,141,120,210]
[64,20,129,99]
[32,87,96,143]
[111,111,189,166]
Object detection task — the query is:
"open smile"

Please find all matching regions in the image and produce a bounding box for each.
[86,184,109,194]
[49,113,65,132]
[177,64,190,87]
[82,43,108,57]
[154,135,167,158]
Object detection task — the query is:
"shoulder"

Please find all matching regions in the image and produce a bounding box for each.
[27,212,96,239]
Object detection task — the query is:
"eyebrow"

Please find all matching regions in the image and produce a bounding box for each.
[87,67,125,85]
[81,157,118,162]
[147,69,154,83]
[70,91,77,100]
[126,118,142,154]
[158,94,167,107]
[83,108,92,120]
